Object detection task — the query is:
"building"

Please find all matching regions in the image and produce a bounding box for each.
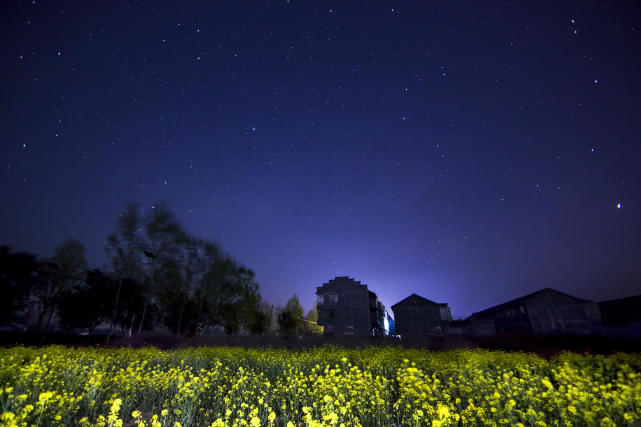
[598,295,641,339]
[391,293,452,337]
[469,288,601,336]
[316,276,385,336]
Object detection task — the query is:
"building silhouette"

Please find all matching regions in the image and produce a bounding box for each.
[391,293,452,337]
[316,276,386,336]
[468,288,601,336]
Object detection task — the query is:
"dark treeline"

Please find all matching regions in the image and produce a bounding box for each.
[0,202,312,340]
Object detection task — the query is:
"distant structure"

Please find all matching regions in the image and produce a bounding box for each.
[391,293,452,337]
[598,295,641,339]
[316,276,386,336]
[385,311,395,335]
[468,288,601,336]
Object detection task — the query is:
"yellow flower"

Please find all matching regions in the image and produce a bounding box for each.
[111,398,122,413]
[437,405,450,419]
[38,391,54,405]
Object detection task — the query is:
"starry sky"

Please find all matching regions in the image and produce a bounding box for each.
[2,1,641,317]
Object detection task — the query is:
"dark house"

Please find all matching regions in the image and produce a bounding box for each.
[391,293,452,337]
[469,288,601,336]
[598,295,641,339]
[316,276,386,336]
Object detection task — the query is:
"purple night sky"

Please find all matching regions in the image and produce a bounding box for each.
[2,1,640,317]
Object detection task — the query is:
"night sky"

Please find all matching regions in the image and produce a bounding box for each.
[2,1,641,318]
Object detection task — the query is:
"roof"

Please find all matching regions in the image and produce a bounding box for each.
[471,288,590,319]
[391,293,446,309]
[598,295,641,324]
[599,294,641,305]
[316,276,368,294]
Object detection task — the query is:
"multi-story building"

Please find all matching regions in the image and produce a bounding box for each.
[316,276,385,336]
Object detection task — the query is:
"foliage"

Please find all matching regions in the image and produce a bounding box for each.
[54,269,109,332]
[105,202,265,337]
[0,201,265,337]
[0,346,640,426]
[0,246,38,325]
[32,238,88,329]
[306,303,318,323]
[278,295,304,337]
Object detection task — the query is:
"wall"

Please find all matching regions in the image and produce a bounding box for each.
[526,293,601,335]
[317,278,371,336]
[394,304,445,337]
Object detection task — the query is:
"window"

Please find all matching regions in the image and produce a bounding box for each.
[317,295,325,304]
[328,294,338,304]
[520,306,525,314]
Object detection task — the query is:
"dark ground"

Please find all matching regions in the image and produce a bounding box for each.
[1,331,640,357]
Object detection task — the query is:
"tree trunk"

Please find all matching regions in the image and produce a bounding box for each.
[45,306,55,330]
[176,295,186,337]
[36,304,46,330]
[106,278,122,345]
[128,314,136,337]
[36,281,53,329]
[137,298,148,335]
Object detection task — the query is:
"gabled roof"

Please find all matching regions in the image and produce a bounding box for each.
[471,287,590,319]
[391,293,445,308]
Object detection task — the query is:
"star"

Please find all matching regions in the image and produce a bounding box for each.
[617,203,622,209]
[594,79,598,85]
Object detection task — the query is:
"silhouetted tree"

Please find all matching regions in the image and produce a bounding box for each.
[197,246,243,333]
[278,295,304,337]
[106,202,265,337]
[106,203,146,341]
[0,246,38,325]
[248,303,272,335]
[115,277,150,334]
[56,269,112,332]
[141,201,191,333]
[32,238,87,329]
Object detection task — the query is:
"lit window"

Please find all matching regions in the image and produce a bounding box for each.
[317,295,325,304]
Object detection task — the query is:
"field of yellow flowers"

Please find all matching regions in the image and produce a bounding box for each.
[0,345,640,426]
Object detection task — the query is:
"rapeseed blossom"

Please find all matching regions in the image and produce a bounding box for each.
[0,345,639,426]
